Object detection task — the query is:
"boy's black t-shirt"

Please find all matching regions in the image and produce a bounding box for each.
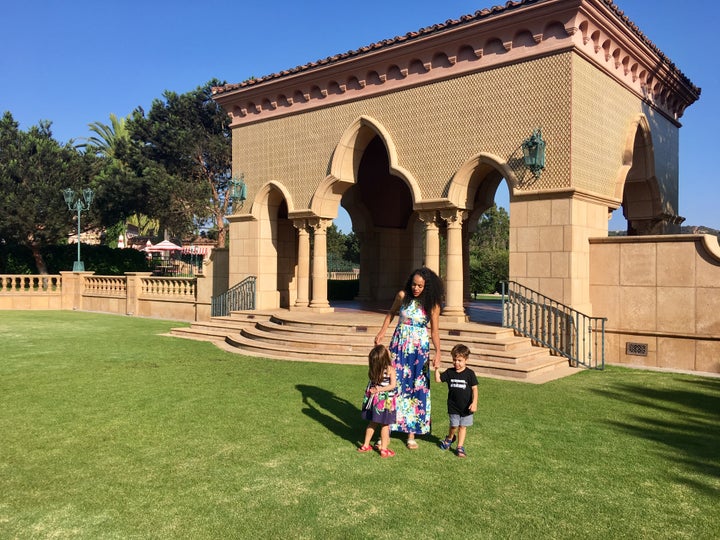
[440,367,478,416]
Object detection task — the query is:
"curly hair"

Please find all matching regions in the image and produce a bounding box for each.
[401,267,444,315]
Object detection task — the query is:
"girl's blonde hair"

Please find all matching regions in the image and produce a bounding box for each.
[368,344,392,385]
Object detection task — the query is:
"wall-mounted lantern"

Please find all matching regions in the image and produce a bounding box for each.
[521,128,546,178]
[229,173,247,209]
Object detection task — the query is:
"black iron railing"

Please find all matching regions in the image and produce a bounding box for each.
[211,276,256,317]
[501,281,606,369]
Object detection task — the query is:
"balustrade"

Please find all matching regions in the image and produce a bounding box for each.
[141,276,196,298]
[84,276,126,296]
[0,274,62,293]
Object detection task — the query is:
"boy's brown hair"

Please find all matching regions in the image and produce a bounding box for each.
[450,343,470,359]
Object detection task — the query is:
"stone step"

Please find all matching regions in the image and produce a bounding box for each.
[224,333,576,383]
[241,320,535,357]
[224,333,367,364]
[453,354,576,382]
[240,324,373,354]
[170,308,582,384]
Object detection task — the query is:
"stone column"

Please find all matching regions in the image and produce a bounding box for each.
[293,219,310,309]
[419,211,440,274]
[440,209,468,321]
[462,226,471,299]
[309,218,332,312]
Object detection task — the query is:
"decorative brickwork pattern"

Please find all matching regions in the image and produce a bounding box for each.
[572,55,678,202]
[234,54,576,211]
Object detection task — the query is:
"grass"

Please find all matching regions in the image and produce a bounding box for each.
[0,311,718,539]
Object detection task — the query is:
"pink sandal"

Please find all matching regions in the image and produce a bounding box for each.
[357,444,373,453]
[379,448,396,458]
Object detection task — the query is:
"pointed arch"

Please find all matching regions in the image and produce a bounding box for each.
[310,174,346,218]
[328,115,422,203]
[613,113,656,201]
[250,181,295,220]
[614,113,666,234]
[447,152,518,209]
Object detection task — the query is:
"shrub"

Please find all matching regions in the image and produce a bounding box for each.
[0,244,150,275]
[327,279,359,300]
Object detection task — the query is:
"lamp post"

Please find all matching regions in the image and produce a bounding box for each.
[62,187,94,271]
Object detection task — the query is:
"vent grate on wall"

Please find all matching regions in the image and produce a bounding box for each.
[626,342,648,356]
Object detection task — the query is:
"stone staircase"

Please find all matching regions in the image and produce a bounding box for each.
[170,308,580,384]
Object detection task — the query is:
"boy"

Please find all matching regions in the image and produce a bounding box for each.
[434,344,478,458]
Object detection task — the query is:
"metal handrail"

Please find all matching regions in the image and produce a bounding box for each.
[501,281,606,369]
[211,276,256,317]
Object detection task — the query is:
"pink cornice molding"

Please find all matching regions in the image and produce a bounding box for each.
[213,0,700,126]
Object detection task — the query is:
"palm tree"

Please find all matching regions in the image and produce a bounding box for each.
[78,113,129,160]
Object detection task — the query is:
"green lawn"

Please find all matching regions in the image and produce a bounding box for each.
[1,311,718,539]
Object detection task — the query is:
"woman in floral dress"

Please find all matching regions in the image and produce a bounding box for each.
[374,267,443,449]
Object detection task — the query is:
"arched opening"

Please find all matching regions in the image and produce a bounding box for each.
[447,153,515,323]
[340,135,418,301]
[253,183,296,309]
[610,115,665,235]
[323,116,422,304]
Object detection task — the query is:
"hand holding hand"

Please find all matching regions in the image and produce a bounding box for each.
[432,352,441,369]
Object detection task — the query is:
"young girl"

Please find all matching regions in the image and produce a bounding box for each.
[357,344,398,458]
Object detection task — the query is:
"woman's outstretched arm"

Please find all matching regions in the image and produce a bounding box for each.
[374,291,404,345]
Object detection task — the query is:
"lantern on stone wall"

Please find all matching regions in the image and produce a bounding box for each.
[229,173,247,209]
[521,128,546,178]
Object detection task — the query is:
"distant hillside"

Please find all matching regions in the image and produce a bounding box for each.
[680,225,720,237]
[609,226,720,238]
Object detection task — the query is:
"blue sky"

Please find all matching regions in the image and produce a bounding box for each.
[2,0,717,231]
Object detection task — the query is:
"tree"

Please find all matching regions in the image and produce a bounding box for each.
[0,112,98,272]
[470,204,509,251]
[468,204,510,294]
[344,231,360,266]
[326,223,347,266]
[79,113,129,161]
[127,80,232,244]
[78,114,160,240]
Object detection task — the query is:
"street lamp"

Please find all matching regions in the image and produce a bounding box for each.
[62,187,94,271]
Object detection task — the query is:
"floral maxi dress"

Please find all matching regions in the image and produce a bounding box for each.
[388,299,431,435]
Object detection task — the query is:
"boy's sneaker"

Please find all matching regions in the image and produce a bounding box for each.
[439,435,456,450]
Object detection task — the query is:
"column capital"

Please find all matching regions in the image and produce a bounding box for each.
[418,210,438,227]
[307,217,330,232]
[440,208,467,226]
[292,218,309,231]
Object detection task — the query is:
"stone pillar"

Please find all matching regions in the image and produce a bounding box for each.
[509,195,608,314]
[440,209,468,321]
[125,272,151,316]
[60,271,94,311]
[462,225,471,299]
[309,218,332,312]
[293,219,310,309]
[419,211,440,274]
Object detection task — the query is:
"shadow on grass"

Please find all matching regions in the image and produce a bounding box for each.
[592,376,720,495]
[296,384,363,444]
[295,384,444,447]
